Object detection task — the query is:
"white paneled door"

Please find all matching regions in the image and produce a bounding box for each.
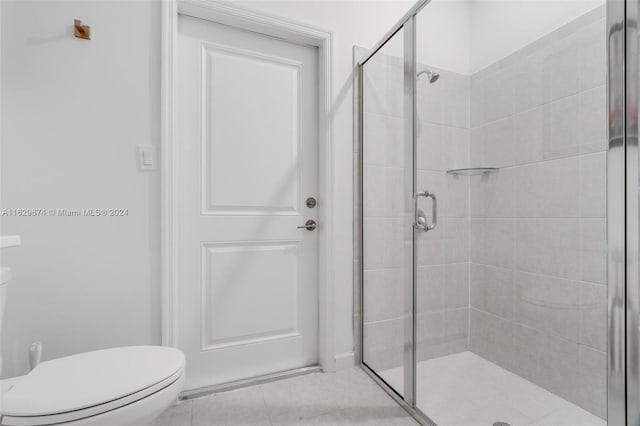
[177,15,319,390]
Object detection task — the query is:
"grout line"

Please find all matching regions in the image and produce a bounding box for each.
[468,261,606,286]
[469,306,605,355]
[470,82,606,129]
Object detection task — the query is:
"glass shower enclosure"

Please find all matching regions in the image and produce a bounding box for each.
[356,0,636,424]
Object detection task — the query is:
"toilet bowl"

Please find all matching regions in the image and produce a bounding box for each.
[0,346,185,426]
[0,238,184,425]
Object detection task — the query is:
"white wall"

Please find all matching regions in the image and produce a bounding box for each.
[469,0,605,72]
[0,0,161,377]
[416,0,471,74]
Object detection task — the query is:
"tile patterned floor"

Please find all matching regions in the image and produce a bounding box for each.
[156,353,608,426]
[381,351,606,426]
[153,368,418,426]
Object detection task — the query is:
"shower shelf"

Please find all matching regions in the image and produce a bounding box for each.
[446,167,499,176]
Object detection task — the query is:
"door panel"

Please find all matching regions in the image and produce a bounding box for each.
[201,43,302,215]
[177,15,319,390]
[361,26,411,399]
[200,241,301,351]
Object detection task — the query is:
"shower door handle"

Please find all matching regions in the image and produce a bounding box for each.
[414,190,437,232]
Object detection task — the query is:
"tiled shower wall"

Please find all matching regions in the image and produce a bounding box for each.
[356,45,472,372]
[354,4,606,418]
[415,67,470,363]
[467,7,607,418]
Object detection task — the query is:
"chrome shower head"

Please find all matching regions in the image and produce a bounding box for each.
[417,68,440,84]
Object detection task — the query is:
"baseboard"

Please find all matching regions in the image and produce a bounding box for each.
[334,351,355,371]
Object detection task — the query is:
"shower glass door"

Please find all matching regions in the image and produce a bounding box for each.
[360,0,614,424]
[360,25,415,401]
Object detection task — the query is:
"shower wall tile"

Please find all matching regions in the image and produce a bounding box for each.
[548,95,581,159]
[467,11,607,418]
[581,282,607,352]
[416,227,446,267]
[580,219,607,285]
[510,324,542,384]
[442,308,469,354]
[579,346,607,419]
[470,308,515,372]
[471,117,516,168]
[362,165,394,218]
[363,217,405,270]
[515,156,580,218]
[363,269,403,322]
[471,219,516,269]
[516,219,581,280]
[546,46,580,101]
[417,92,445,125]
[513,106,548,165]
[363,113,403,167]
[470,168,516,218]
[441,74,470,128]
[443,263,470,309]
[362,60,403,119]
[579,40,606,91]
[579,85,607,154]
[416,311,446,361]
[512,323,581,406]
[417,308,470,363]
[441,127,470,170]
[514,271,581,342]
[417,265,444,313]
[580,153,607,218]
[417,124,470,172]
[513,56,548,114]
[470,263,514,319]
[446,220,470,264]
[470,76,484,128]
[363,317,404,371]
[417,122,443,170]
[481,67,515,123]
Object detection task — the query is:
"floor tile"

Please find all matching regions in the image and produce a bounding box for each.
[155,355,606,426]
[159,368,416,426]
[261,373,342,425]
[191,386,271,426]
[153,400,193,426]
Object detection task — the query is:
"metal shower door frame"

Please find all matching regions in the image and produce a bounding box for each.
[610,0,640,424]
[358,0,628,424]
[356,1,433,425]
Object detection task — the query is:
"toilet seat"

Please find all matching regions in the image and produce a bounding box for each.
[1,346,185,426]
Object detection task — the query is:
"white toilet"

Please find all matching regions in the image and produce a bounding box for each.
[0,237,186,426]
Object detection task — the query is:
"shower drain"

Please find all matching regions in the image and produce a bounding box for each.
[493,423,511,426]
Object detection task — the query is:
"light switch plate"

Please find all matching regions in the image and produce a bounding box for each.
[137,145,156,171]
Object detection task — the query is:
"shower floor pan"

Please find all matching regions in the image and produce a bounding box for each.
[380,352,605,426]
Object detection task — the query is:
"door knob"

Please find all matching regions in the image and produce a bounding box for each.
[297,220,317,231]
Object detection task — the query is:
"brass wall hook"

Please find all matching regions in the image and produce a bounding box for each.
[74,19,90,40]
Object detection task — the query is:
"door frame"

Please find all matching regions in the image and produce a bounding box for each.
[160,0,336,377]
[611,0,640,424]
